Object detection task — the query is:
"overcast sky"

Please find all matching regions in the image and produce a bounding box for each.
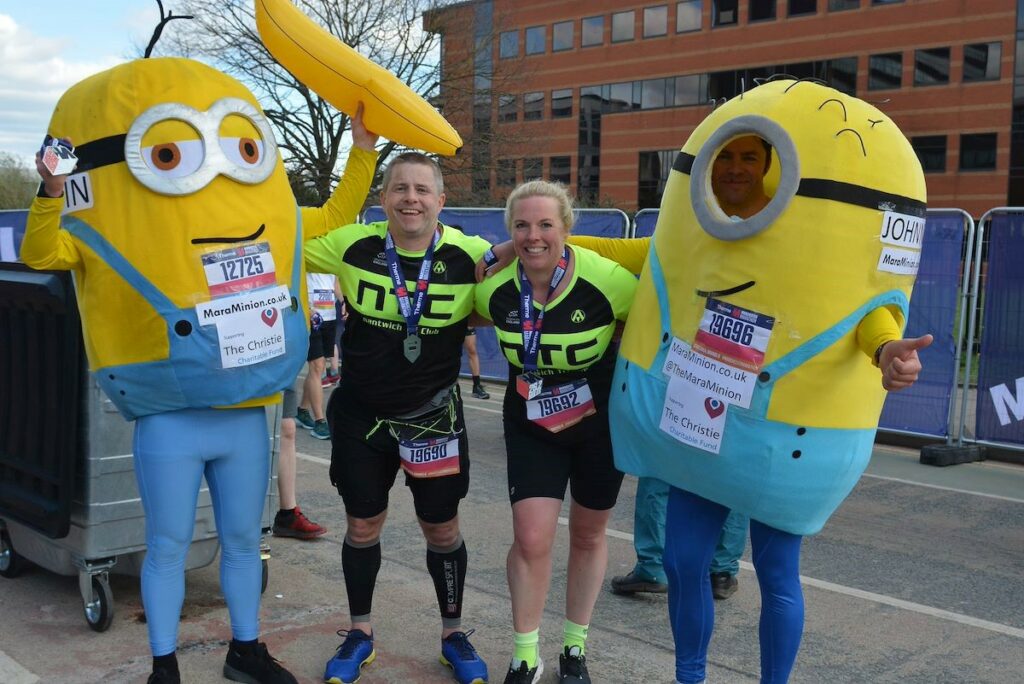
[0,2,154,165]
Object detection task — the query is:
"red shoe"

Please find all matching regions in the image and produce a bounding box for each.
[272,507,327,539]
[322,373,340,387]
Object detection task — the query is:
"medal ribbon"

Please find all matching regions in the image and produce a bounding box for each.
[385,228,439,340]
[519,247,569,372]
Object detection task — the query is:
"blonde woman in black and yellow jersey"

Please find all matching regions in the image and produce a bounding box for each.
[474,181,636,684]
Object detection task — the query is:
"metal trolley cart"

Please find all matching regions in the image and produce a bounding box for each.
[0,261,279,631]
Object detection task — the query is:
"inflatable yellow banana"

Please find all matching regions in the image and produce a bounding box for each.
[256,0,463,156]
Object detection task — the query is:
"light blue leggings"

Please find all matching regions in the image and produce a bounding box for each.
[133,407,269,656]
[665,487,804,684]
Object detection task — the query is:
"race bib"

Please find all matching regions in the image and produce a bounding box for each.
[195,285,290,368]
[692,298,774,373]
[525,379,596,433]
[312,288,335,309]
[399,434,461,478]
[201,242,277,297]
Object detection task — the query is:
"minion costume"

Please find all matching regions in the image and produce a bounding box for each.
[21,57,375,679]
[605,80,926,683]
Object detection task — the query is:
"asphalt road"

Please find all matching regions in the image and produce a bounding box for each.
[1,379,1022,683]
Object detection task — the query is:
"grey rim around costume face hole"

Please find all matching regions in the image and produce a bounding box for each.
[689,115,800,242]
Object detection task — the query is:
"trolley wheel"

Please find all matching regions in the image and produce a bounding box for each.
[261,559,269,594]
[83,574,114,632]
[0,529,26,578]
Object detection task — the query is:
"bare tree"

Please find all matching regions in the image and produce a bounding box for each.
[0,152,36,210]
[153,0,534,206]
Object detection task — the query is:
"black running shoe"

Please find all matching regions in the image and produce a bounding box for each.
[503,657,543,684]
[557,646,591,683]
[223,640,298,684]
[147,667,180,684]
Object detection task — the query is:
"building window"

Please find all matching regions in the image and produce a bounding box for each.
[713,0,738,26]
[827,56,858,95]
[525,26,545,55]
[911,136,946,173]
[788,0,816,16]
[914,47,950,86]
[524,91,544,121]
[609,81,638,110]
[553,20,574,51]
[828,0,859,9]
[582,16,604,47]
[868,52,902,90]
[638,150,676,209]
[612,11,635,42]
[640,78,669,109]
[959,133,997,171]
[523,157,543,181]
[964,42,1002,82]
[499,94,517,122]
[550,156,571,185]
[499,30,518,59]
[497,159,517,187]
[675,74,708,105]
[677,1,702,32]
[750,0,776,21]
[552,88,573,118]
[644,6,668,37]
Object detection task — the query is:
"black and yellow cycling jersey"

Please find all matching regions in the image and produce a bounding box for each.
[475,244,636,413]
[305,221,489,415]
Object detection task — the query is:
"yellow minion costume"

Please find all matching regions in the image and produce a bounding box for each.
[19,5,459,678]
[604,79,926,683]
[610,79,926,534]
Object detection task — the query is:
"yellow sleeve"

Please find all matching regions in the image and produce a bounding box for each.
[20,196,81,270]
[568,236,649,276]
[856,305,905,363]
[299,146,377,240]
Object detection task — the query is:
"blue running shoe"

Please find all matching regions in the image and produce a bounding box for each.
[440,630,489,684]
[324,629,375,684]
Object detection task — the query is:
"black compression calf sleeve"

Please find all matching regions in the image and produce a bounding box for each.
[426,537,468,627]
[342,536,381,622]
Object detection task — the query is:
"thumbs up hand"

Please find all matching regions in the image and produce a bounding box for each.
[879,334,933,391]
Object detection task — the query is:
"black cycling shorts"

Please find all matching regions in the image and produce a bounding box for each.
[502,409,623,511]
[328,389,470,524]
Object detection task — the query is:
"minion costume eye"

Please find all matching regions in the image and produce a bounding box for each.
[124,97,277,195]
[688,115,800,242]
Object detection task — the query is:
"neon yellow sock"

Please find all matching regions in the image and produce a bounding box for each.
[563,619,589,654]
[512,628,540,668]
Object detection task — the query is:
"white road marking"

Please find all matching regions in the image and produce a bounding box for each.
[860,472,1024,504]
[0,651,38,684]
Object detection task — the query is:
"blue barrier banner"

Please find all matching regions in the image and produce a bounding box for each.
[0,210,28,263]
[358,207,628,381]
[878,212,965,437]
[975,212,1024,447]
[634,209,659,238]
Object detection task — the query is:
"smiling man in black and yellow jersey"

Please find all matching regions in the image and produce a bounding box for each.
[304,152,490,684]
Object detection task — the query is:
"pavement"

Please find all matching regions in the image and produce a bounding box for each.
[1,379,1022,683]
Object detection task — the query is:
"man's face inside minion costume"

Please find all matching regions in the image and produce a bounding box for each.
[51,58,298,371]
[710,135,772,218]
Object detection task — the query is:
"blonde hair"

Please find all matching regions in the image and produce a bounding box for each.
[504,180,575,236]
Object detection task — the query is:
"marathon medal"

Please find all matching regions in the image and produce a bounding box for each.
[516,248,569,399]
[385,228,439,365]
[403,334,422,362]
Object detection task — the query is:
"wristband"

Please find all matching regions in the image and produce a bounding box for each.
[873,342,888,367]
[483,247,499,268]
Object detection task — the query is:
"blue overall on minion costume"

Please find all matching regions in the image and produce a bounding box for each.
[61,211,306,420]
[607,79,926,683]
